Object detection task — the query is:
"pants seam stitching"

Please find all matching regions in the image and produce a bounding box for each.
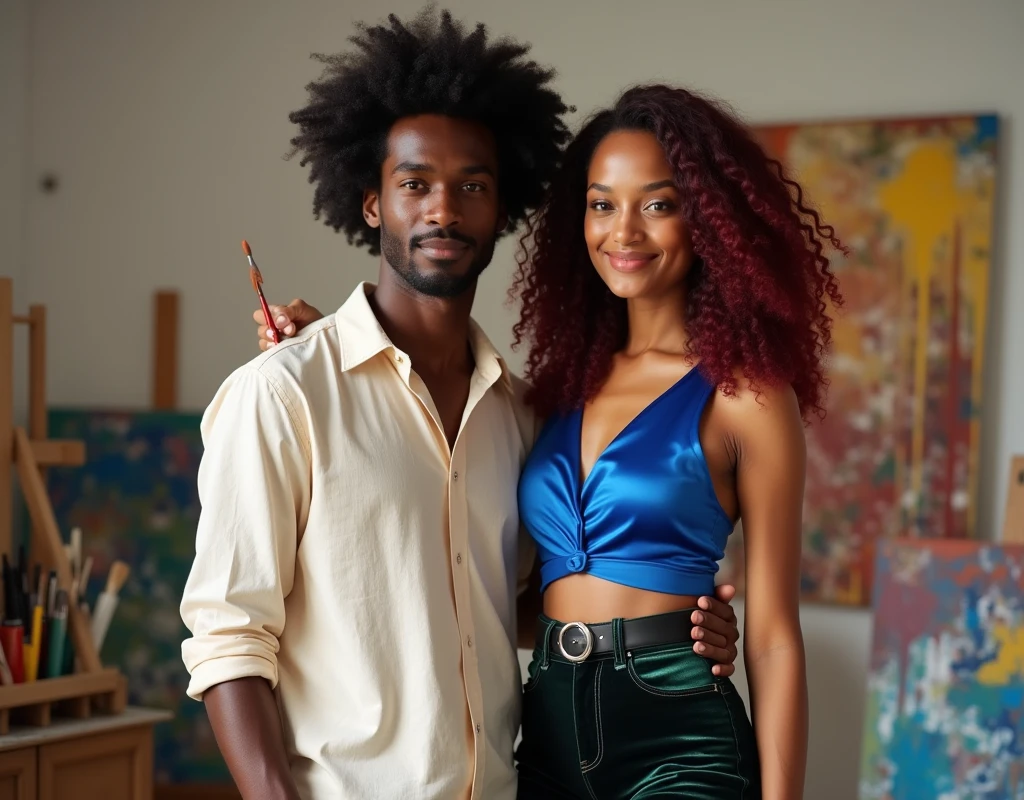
[582,661,604,774]
[722,687,749,798]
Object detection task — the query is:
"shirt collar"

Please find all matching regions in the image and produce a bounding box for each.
[335,282,513,392]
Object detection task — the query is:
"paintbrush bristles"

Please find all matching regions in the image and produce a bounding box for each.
[105,561,130,595]
[243,239,264,290]
[249,264,264,293]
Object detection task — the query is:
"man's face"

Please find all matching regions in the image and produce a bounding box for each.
[363,114,507,298]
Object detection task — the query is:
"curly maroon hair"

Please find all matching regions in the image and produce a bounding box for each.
[510,84,845,420]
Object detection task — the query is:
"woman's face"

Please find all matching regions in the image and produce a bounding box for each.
[584,129,694,300]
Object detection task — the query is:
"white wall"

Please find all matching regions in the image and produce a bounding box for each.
[12,1,1024,797]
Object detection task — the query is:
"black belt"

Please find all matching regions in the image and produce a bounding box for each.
[537,609,695,663]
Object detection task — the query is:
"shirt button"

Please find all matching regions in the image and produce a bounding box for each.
[453,471,459,481]
[467,636,473,647]
[395,354,403,363]
[456,553,462,564]
[566,551,588,573]
[475,724,481,735]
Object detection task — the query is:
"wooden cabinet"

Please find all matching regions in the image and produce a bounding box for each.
[0,707,169,800]
[39,726,152,800]
[0,749,36,800]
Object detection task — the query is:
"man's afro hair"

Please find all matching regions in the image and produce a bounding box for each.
[287,7,572,255]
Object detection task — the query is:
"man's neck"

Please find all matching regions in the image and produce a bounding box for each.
[369,266,476,378]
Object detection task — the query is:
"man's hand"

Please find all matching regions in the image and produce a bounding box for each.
[692,583,740,677]
[253,299,324,351]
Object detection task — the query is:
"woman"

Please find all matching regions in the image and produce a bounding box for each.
[254,85,842,799]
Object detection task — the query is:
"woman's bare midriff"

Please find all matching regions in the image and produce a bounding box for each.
[542,573,700,624]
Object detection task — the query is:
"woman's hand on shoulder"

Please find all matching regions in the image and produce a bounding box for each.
[252,299,324,352]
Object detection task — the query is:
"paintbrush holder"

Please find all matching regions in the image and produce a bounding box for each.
[0,281,130,735]
[0,670,127,733]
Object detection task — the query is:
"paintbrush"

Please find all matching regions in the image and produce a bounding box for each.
[70,527,82,581]
[75,555,93,608]
[241,239,282,344]
[90,560,130,654]
[0,638,13,685]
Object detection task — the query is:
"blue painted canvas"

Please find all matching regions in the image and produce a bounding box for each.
[44,408,231,785]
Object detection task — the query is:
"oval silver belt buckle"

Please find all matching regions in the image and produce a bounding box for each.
[557,621,593,663]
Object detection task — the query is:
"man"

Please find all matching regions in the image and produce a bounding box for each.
[181,8,739,799]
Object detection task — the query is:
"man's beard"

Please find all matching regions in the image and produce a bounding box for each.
[380,222,497,299]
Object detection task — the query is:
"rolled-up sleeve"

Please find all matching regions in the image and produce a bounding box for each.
[180,364,311,701]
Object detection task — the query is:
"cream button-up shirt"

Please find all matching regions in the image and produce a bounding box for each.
[181,282,538,799]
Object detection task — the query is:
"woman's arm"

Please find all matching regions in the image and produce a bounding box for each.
[729,382,808,800]
[252,299,324,351]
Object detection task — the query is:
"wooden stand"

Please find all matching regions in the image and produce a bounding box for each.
[0,276,126,735]
[0,671,126,735]
[0,279,86,557]
[152,291,179,411]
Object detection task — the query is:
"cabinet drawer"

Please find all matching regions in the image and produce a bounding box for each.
[0,749,36,800]
[39,727,152,800]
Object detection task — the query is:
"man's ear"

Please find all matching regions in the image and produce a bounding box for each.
[496,203,509,235]
[363,189,381,230]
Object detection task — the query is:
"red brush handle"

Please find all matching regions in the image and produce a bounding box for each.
[0,625,25,683]
[257,289,281,344]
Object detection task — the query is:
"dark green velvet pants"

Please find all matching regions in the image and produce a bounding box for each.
[515,614,761,799]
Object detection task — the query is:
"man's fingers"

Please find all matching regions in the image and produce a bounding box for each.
[692,641,735,667]
[714,583,737,604]
[272,316,296,336]
[255,305,295,327]
[691,608,738,644]
[258,325,279,350]
[288,299,323,329]
[254,298,321,346]
[697,594,737,625]
[690,625,729,651]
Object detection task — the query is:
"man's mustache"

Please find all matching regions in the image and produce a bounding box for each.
[410,228,476,248]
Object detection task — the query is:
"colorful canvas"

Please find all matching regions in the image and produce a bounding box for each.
[859,538,1024,799]
[719,114,998,605]
[43,409,230,784]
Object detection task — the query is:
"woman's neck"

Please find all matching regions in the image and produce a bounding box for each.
[623,287,689,357]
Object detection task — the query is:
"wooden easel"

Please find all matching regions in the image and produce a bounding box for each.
[153,290,179,410]
[0,276,125,733]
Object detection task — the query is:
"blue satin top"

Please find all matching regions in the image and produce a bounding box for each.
[518,368,735,596]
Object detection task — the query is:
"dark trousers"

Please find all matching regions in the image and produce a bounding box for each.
[515,613,761,799]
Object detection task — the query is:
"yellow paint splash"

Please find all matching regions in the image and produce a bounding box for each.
[977,625,1024,685]
[878,143,959,515]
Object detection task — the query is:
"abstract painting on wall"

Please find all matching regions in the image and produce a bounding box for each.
[859,538,1024,799]
[719,114,998,605]
[44,408,230,784]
